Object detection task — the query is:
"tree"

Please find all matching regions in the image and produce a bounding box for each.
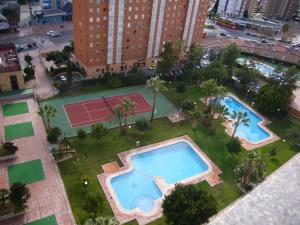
[234,66,259,93]
[24,54,33,66]
[2,6,19,29]
[174,40,187,69]
[256,84,290,117]
[3,142,18,155]
[83,192,102,221]
[221,44,240,72]
[158,42,176,75]
[230,111,249,139]
[9,183,30,213]
[46,43,75,82]
[216,104,229,120]
[39,105,57,131]
[202,59,228,83]
[200,79,218,105]
[119,98,136,134]
[226,137,242,162]
[146,76,167,122]
[209,85,226,120]
[162,184,217,225]
[188,43,203,67]
[24,67,35,82]
[235,151,267,190]
[189,105,205,129]
[47,127,62,144]
[282,24,289,41]
[91,124,107,140]
[77,129,86,142]
[135,118,150,131]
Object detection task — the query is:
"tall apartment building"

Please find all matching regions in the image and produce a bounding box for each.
[73,0,210,77]
[217,0,247,17]
[264,0,298,20]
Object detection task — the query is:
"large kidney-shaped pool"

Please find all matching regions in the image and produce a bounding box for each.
[221,96,271,143]
[109,141,209,213]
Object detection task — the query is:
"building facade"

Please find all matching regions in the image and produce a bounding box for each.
[73,0,210,77]
[264,0,298,20]
[0,44,25,92]
[217,0,247,17]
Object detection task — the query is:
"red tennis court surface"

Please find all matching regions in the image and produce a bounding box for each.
[64,93,152,128]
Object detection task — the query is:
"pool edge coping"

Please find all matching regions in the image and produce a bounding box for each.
[207,93,280,151]
[97,135,222,225]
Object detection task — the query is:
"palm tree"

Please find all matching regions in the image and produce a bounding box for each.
[230,111,250,139]
[189,105,205,129]
[39,105,57,131]
[119,98,136,134]
[200,79,218,105]
[146,76,167,122]
[209,85,226,120]
[216,105,229,120]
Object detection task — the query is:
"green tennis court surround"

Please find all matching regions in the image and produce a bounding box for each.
[4,122,34,141]
[40,85,178,137]
[25,215,57,225]
[2,101,29,117]
[8,159,45,186]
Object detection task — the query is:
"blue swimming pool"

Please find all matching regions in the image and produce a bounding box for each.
[221,96,270,142]
[110,141,209,212]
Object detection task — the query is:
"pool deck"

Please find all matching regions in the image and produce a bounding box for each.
[206,94,280,151]
[97,135,222,225]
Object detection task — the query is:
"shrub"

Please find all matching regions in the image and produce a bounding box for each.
[2,142,18,155]
[23,67,35,82]
[270,147,278,157]
[83,192,102,219]
[135,118,151,131]
[91,124,107,140]
[108,76,122,89]
[181,98,195,111]
[77,129,86,141]
[226,137,241,155]
[47,127,62,144]
[162,184,217,225]
[176,83,186,93]
[9,183,30,213]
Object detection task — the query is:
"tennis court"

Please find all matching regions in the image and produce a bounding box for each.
[64,93,152,128]
[40,86,178,137]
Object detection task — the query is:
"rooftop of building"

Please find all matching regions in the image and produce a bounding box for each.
[209,153,300,225]
[0,43,21,73]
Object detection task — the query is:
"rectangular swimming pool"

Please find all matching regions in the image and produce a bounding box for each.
[221,96,271,143]
[109,141,210,213]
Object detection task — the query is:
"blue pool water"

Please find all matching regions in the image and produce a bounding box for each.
[221,96,270,142]
[110,142,209,212]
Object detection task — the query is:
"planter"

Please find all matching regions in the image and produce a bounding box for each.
[0,208,25,222]
[0,154,17,162]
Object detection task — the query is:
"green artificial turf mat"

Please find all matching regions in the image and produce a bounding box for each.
[2,102,29,117]
[25,215,57,225]
[8,159,45,186]
[4,122,34,141]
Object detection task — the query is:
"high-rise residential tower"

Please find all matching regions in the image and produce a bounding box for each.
[73,0,210,77]
[264,0,298,20]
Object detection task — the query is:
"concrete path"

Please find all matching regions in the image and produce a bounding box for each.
[18,48,60,100]
[0,98,75,225]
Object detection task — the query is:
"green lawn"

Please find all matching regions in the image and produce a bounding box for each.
[57,86,300,225]
[4,122,34,141]
[2,102,29,117]
[25,215,57,225]
[8,159,45,186]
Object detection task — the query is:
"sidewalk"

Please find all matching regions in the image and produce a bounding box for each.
[0,98,75,225]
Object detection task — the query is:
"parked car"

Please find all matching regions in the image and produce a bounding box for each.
[220,32,227,37]
[47,30,61,37]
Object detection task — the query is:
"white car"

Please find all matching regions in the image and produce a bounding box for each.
[46,30,55,36]
[47,31,61,37]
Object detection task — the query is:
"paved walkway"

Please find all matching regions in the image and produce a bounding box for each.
[0,98,75,225]
[18,49,59,100]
